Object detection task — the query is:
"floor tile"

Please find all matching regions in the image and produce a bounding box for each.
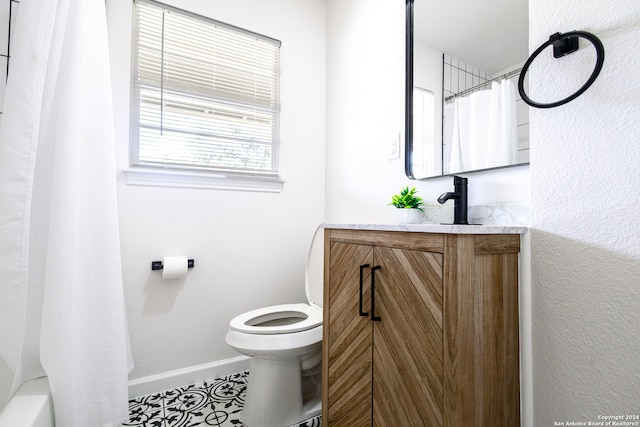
[122,371,321,427]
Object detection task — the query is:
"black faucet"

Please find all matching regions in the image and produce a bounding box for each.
[437,176,469,225]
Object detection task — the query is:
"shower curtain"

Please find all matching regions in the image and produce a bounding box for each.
[0,0,133,426]
[448,79,518,173]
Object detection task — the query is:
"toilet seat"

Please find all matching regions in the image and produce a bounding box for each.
[229,303,322,335]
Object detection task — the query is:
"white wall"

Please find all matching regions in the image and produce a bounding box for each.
[107,0,326,380]
[325,0,403,224]
[529,0,640,424]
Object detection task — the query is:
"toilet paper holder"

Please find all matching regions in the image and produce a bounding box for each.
[151,259,195,270]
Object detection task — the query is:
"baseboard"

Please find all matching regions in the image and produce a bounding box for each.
[127,356,251,399]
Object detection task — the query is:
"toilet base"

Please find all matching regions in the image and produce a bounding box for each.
[243,356,321,427]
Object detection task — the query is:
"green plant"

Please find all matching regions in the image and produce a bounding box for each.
[389,186,424,212]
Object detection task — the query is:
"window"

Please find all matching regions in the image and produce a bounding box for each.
[412,87,438,177]
[129,0,282,190]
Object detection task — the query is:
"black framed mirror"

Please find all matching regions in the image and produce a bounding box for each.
[405,0,530,180]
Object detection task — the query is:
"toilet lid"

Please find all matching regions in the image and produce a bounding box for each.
[305,223,325,309]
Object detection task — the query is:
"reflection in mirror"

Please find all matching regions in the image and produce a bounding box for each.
[412,87,436,177]
[406,0,530,179]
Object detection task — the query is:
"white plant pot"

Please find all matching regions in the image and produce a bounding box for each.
[396,208,424,224]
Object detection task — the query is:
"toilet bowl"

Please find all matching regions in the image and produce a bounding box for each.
[225,225,324,427]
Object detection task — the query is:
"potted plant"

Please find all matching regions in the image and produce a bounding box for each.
[389,186,424,224]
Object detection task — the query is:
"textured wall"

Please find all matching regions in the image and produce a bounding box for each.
[529,0,640,424]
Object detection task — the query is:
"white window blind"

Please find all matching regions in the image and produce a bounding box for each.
[131,0,281,177]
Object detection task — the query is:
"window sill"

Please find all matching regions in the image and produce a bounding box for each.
[123,167,285,192]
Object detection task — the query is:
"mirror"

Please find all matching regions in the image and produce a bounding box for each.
[405,0,530,179]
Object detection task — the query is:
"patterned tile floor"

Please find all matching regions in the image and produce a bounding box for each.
[122,371,321,427]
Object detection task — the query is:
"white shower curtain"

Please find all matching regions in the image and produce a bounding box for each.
[0,1,133,426]
[448,89,493,173]
[448,79,518,173]
[486,80,518,168]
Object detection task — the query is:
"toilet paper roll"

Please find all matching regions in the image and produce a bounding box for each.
[162,256,189,280]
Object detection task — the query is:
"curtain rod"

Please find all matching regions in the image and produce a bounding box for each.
[445,68,522,102]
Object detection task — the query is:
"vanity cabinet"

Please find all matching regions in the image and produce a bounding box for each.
[322,228,521,427]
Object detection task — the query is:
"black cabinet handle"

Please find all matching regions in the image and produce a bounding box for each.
[359,264,370,317]
[371,265,381,321]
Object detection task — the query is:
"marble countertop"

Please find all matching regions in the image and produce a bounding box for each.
[324,223,528,235]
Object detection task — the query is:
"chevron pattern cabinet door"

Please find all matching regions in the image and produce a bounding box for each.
[323,229,520,427]
[325,241,374,427]
[372,246,444,427]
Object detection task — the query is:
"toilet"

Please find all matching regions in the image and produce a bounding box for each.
[225,225,324,427]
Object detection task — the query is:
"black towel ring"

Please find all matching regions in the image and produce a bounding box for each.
[518,31,605,109]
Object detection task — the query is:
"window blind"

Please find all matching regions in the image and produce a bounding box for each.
[131,0,281,176]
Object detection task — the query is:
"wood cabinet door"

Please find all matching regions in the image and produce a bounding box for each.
[326,242,374,427]
[371,246,444,427]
